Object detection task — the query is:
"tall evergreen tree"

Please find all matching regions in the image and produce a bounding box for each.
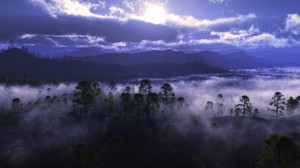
[286,96,299,117]
[235,95,252,117]
[73,81,101,116]
[159,83,175,104]
[269,92,285,120]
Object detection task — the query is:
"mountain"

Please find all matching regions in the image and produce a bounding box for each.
[248,50,300,66]
[71,50,282,69]
[0,48,225,83]
[195,51,279,69]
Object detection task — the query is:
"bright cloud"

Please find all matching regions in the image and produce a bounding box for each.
[190,26,290,48]
[167,13,256,30]
[109,6,126,16]
[22,0,300,51]
[210,25,260,40]
[20,34,107,48]
[285,14,300,35]
[29,0,256,29]
[209,0,231,5]
[30,0,111,19]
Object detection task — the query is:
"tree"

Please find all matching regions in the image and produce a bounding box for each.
[159,83,175,104]
[134,93,144,118]
[252,108,259,118]
[286,96,299,117]
[138,79,152,95]
[8,39,14,49]
[235,95,252,117]
[177,97,186,108]
[99,136,132,168]
[62,93,68,105]
[45,95,52,104]
[73,81,101,116]
[104,92,115,118]
[11,98,22,115]
[62,144,97,168]
[215,93,225,116]
[120,90,134,118]
[269,92,285,120]
[256,134,300,168]
[108,80,117,92]
[205,101,214,117]
[145,93,160,117]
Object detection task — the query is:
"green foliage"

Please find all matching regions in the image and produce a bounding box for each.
[256,134,300,168]
[5,146,28,168]
[286,96,299,116]
[62,144,97,168]
[189,156,206,168]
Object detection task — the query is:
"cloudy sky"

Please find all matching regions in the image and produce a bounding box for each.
[1,0,300,55]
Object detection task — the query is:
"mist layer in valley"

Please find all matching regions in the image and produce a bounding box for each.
[1,68,300,168]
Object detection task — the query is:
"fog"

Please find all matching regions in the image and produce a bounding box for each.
[1,68,300,168]
[1,68,300,119]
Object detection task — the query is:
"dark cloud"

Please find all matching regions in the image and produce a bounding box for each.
[0,0,178,43]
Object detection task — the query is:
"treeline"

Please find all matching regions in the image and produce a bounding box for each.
[1,80,300,168]
[204,92,300,120]
[2,79,187,120]
[3,79,299,121]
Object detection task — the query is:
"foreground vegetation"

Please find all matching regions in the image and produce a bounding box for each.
[1,79,300,168]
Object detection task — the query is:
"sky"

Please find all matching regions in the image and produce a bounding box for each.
[1,0,300,56]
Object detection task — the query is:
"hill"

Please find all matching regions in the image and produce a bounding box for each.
[68,50,282,69]
[0,48,225,83]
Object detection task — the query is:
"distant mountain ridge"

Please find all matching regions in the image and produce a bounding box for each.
[0,48,225,82]
[1,48,298,83]
[69,49,286,69]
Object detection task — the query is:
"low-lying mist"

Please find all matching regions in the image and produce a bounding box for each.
[1,68,300,168]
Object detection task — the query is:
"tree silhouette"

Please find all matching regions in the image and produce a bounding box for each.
[176,97,186,108]
[138,79,152,95]
[8,39,14,49]
[145,93,160,117]
[104,92,115,118]
[120,89,134,118]
[134,93,144,118]
[205,101,214,117]
[286,96,299,117]
[216,93,225,116]
[159,83,175,104]
[252,108,259,118]
[235,95,252,117]
[108,80,117,92]
[269,92,285,120]
[11,98,22,115]
[73,81,101,116]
